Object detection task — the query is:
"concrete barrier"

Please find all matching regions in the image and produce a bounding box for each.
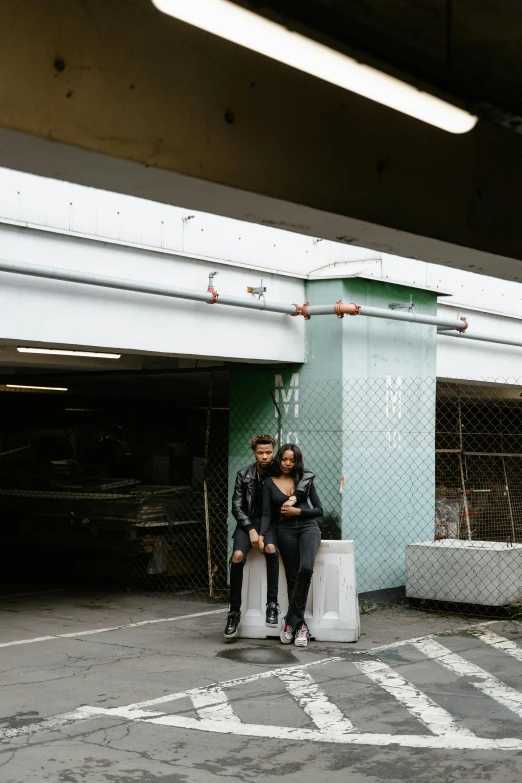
[406,540,522,606]
[238,540,360,642]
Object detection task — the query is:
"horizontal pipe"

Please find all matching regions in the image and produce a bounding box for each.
[0,258,472,333]
[0,259,296,315]
[303,303,338,316]
[307,301,468,330]
[438,329,522,350]
[357,305,467,331]
[0,258,212,302]
[216,293,297,314]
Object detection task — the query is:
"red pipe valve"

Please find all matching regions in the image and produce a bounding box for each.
[334,301,361,318]
[301,302,311,320]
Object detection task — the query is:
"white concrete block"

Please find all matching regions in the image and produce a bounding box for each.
[238,540,360,642]
[406,540,522,606]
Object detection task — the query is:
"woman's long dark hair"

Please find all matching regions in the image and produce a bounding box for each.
[272,443,304,482]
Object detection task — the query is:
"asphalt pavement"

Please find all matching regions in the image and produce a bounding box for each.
[1,590,522,783]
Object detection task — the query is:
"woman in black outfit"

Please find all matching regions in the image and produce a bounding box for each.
[259,444,323,648]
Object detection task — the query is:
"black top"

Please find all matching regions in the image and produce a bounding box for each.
[231,463,316,532]
[252,470,269,519]
[260,476,323,536]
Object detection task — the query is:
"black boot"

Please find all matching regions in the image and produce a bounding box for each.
[224,609,241,640]
[265,602,279,628]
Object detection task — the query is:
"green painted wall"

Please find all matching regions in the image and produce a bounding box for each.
[228,277,438,592]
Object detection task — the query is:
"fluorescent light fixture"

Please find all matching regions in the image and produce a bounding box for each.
[17,347,121,359]
[65,408,102,412]
[5,384,68,392]
[152,0,477,134]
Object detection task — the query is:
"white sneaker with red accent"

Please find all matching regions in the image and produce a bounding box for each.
[294,623,310,647]
[280,618,295,644]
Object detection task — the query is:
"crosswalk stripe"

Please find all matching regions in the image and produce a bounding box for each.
[470,628,522,663]
[275,668,355,734]
[412,638,522,719]
[190,686,242,723]
[354,659,475,737]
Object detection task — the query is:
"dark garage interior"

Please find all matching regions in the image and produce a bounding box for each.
[0,368,229,598]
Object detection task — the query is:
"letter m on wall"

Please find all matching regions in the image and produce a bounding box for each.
[274,374,299,418]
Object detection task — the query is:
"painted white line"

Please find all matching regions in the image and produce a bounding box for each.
[4,624,522,750]
[470,628,522,663]
[275,668,355,734]
[0,659,341,743]
[3,648,522,751]
[353,659,474,738]
[191,687,242,724]
[0,707,99,742]
[81,658,342,718]
[142,714,522,750]
[0,615,502,652]
[0,588,69,600]
[0,608,228,649]
[413,638,522,719]
[368,620,499,653]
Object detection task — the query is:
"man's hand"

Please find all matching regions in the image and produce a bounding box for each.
[282,495,297,508]
[249,528,260,548]
[280,505,301,517]
[258,535,265,553]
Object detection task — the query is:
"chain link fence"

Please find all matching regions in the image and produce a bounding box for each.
[1,372,521,616]
[226,373,522,616]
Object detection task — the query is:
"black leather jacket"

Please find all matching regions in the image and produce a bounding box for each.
[232,463,315,531]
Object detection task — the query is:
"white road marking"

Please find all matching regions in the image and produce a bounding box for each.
[412,638,522,719]
[275,667,355,734]
[0,707,100,741]
[0,614,499,652]
[353,659,474,737]
[70,658,342,720]
[142,714,522,750]
[191,686,242,723]
[3,624,522,751]
[368,620,499,652]
[0,659,339,742]
[470,628,522,663]
[0,588,69,600]
[0,608,228,649]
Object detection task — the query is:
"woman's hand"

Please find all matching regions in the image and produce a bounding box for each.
[280,505,301,517]
[258,535,265,552]
[282,496,297,508]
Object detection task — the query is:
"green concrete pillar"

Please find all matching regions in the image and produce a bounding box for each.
[228,276,438,592]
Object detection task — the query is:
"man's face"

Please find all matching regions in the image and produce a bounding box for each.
[254,444,274,471]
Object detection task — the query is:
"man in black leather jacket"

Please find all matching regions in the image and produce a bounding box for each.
[224,434,315,639]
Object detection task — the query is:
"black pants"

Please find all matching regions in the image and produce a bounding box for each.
[278,519,321,628]
[229,523,279,611]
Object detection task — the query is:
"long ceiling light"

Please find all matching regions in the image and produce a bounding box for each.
[17,347,121,359]
[5,384,68,392]
[152,0,477,134]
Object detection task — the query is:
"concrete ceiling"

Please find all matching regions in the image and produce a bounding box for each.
[0,0,521,279]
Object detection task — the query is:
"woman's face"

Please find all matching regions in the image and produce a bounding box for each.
[281,449,296,475]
